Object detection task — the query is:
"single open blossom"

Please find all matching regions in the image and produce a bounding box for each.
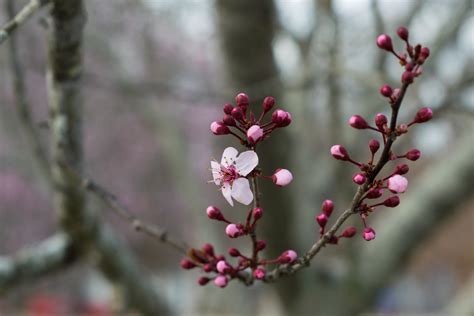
[387,175,408,193]
[211,147,258,206]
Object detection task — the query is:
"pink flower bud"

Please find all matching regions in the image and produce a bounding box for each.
[180,259,196,270]
[341,226,357,238]
[405,63,414,71]
[223,103,233,114]
[330,144,350,161]
[387,175,408,193]
[263,96,275,112]
[198,277,211,286]
[316,213,328,228]
[231,107,244,120]
[202,243,214,257]
[375,113,388,130]
[369,139,380,154]
[402,71,414,84]
[420,47,430,59]
[225,223,241,238]
[256,240,266,251]
[379,84,393,97]
[397,26,409,41]
[376,34,393,51]
[413,107,433,123]
[383,196,400,207]
[279,250,298,264]
[206,206,224,221]
[235,93,249,108]
[252,207,263,220]
[321,200,334,216]
[406,149,421,161]
[210,121,230,135]
[394,163,409,175]
[253,267,266,280]
[272,169,293,187]
[217,260,231,274]
[363,227,376,241]
[353,173,366,185]
[247,125,264,144]
[223,114,236,126]
[228,248,240,257]
[366,188,384,199]
[272,109,292,127]
[214,275,228,288]
[392,88,401,100]
[349,115,369,129]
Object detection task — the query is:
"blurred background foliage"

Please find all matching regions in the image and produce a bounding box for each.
[0,0,473,315]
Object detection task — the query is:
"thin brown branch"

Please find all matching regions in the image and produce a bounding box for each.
[0,0,50,45]
[263,83,410,283]
[81,175,189,254]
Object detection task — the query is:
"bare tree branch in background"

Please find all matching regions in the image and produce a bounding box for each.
[5,0,52,185]
[0,233,76,293]
[46,1,171,314]
[0,0,50,45]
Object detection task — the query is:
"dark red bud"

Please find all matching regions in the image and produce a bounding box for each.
[406,149,421,161]
[223,114,236,126]
[397,26,409,41]
[376,34,393,51]
[383,196,400,207]
[380,84,393,97]
[394,163,409,175]
[210,121,230,135]
[349,115,369,129]
[414,107,433,123]
[256,240,266,251]
[231,107,244,120]
[228,248,241,257]
[180,259,196,270]
[369,139,380,154]
[203,263,213,273]
[316,213,328,228]
[253,207,263,220]
[341,226,357,238]
[366,188,383,199]
[223,103,233,114]
[375,113,388,129]
[236,93,249,108]
[321,200,334,216]
[420,47,430,59]
[202,243,214,257]
[263,96,275,112]
[402,71,414,84]
[198,277,211,286]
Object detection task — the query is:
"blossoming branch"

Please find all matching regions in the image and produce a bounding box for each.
[181,26,433,287]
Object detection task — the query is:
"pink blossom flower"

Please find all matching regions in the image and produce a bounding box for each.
[253,267,266,280]
[363,227,376,241]
[211,147,258,206]
[352,173,366,185]
[214,275,228,288]
[387,175,408,193]
[272,169,293,187]
[330,145,349,161]
[247,125,263,144]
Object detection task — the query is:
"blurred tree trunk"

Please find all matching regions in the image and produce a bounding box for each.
[215,0,300,310]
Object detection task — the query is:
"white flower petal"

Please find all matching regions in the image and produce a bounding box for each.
[231,178,253,205]
[235,151,259,176]
[210,161,221,185]
[221,147,238,167]
[222,182,234,206]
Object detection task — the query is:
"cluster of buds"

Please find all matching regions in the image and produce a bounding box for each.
[182,94,297,287]
[210,93,292,147]
[324,26,432,241]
